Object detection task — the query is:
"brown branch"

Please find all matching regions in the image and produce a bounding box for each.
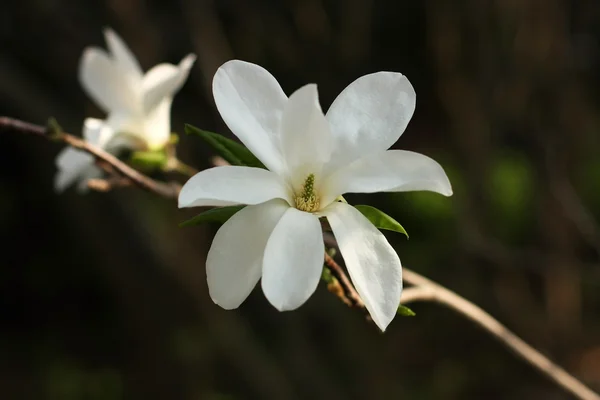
[164,157,199,177]
[401,268,600,400]
[397,286,431,304]
[324,249,598,400]
[164,138,199,177]
[211,155,230,167]
[323,276,352,307]
[324,252,364,308]
[87,177,133,192]
[0,117,181,199]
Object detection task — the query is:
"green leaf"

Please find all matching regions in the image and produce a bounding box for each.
[397,305,416,317]
[184,124,265,168]
[179,206,245,227]
[354,205,409,238]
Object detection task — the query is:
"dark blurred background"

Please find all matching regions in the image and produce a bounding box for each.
[1,0,600,399]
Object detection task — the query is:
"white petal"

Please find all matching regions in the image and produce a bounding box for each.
[142,54,196,114]
[82,118,114,148]
[54,147,95,192]
[78,47,140,114]
[141,98,172,150]
[261,208,324,311]
[95,112,144,152]
[325,72,416,170]
[88,116,146,152]
[178,166,292,208]
[75,166,103,193]
[103,28,143,80]
[280,84,332,183]
[82,118,103,144]
[321,150,452,205]
[212,60,287,174]
[323,202,402,331]
[102,103,172,152]
[206,199,289,309]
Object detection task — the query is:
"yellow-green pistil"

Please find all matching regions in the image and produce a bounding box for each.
[294,173,320,212]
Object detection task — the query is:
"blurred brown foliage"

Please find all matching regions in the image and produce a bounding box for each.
[1,0,600,399]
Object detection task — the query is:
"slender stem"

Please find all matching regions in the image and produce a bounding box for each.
[0,117,181,199]
[326,248,599,400]
[87,177,132,192]
[399,269,600,400]
[163,141,199,177]
[166,158,199,177]
[324,252,363,308]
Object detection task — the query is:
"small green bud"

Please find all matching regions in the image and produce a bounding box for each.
[397,305,416,317]
[46,117,64,140]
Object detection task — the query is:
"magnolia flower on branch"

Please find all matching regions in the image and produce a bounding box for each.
[179,60,453,331]
[55,28,196,192]
[1,113,597,398]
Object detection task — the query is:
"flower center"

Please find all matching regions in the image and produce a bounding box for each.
[294,173,320,212]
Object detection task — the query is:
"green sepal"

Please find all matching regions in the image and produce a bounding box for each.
[354,205,409,238]
[397,305,416,317]
[179,205,245,227]
[129,150,168,171]
[184,124,265,168]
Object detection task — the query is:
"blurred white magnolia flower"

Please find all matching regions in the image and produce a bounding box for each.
[55,28,196,192]
[179,60,452,331]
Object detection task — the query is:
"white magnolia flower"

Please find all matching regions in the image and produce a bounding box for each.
[179,60,452,331]
[55,28,196,192]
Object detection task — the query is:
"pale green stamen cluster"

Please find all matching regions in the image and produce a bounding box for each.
[294,173,320,212]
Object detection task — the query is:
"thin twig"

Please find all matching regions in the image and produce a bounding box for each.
[324,252,363,308]
[325,250,598,400]
[398,286,432,304]
[87,177,132,192]
[165,158,199,177]
[401,268,600,400]
[211,155,230,167]
[0,117,182,199]
[323,274,352,307]
[164,139,199,177]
